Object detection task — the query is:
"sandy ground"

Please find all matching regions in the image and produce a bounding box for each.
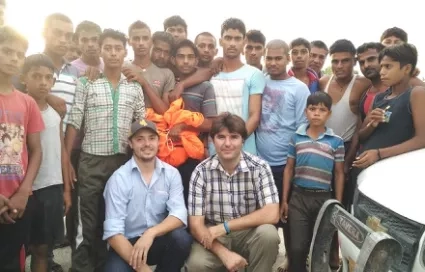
[26,229,287,272]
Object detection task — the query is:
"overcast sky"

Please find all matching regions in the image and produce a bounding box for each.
[6,0,424,73]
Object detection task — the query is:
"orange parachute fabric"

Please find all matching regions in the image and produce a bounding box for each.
[145,98,205,167]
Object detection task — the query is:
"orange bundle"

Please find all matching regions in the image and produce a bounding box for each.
[145,98,205,167]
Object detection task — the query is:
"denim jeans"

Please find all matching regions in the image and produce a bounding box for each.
[104,227,192,272]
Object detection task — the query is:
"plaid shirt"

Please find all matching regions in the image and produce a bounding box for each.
[188,152,279,225]
[68,75,145,156]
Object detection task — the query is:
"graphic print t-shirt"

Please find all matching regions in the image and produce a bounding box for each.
[0,90,45,197]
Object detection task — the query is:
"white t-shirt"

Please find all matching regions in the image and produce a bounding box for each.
[32,106,63,190]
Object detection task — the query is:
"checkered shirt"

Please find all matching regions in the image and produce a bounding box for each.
[188,151,279,225]
[68,75,145,156]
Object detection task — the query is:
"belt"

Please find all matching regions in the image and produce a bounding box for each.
[294,185,330,193]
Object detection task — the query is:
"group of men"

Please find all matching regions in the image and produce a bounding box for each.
[1,1,425,271]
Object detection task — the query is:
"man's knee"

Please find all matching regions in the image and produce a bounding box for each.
[168,227,193,253]
[104,250,132,272]
[185,256,206,271]
[185,243,221,272]
[252,224,280,247]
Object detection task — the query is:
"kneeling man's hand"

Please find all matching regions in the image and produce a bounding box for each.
[221,251,248,272]
[202,225,227,249]
[130,230,155,270]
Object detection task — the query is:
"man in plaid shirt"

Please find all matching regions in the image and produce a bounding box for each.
[65,29,145,272]
[185,113,280,272]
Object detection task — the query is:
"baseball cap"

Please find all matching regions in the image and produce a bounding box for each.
[128,119,159,139]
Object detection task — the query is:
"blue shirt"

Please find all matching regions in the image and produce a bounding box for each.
[288,124,345,190]
[103,157,187,240]
[256,76,310,166]
[209,64,266,155]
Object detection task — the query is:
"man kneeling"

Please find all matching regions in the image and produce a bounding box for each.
[185,113,280,272]
[103,119,192,272]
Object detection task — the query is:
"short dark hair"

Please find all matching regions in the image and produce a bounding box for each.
[74,21,102,41]
[172,39,198,58]
[290,38,311,50]
[307,92,332,110]
[356,42,385,55]
[99,29,127,47]
[163,15,187,32]
[194,32,215,44]
[0,26,28,49]
[221,18,246,37]
[210,112,248,140]
[329,39,356,56]
[379,43,417,76]
[311,40,328,52]
[44,13,72,29]
[152,31,174,48]
[380,27,408,43]
[128,20,150,36]
[246,30,266,46]
[22,53,55,75]
[266,39,290,54]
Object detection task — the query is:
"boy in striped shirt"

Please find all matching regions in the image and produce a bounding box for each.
[280,92,345,272]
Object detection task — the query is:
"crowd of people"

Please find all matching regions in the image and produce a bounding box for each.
[1,0,425,271]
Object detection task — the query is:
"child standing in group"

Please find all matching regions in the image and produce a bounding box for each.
[22,53,72,272]
[0,26,44,272]
[280,92,345,272]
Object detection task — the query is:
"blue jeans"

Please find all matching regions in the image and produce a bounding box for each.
[104,227,192,272]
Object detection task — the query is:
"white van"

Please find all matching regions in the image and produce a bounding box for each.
[339,149,425,272]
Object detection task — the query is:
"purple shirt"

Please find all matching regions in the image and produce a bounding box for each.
[71,58,104,75]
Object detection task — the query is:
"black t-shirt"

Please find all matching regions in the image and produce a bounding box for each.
[360,88,414,152]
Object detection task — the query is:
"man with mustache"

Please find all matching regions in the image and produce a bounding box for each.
[357,42,425,121]
[309,40,328,79]
[320,39,371,271]
[357,42,387,121]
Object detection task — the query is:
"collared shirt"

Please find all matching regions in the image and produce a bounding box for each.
[288,67,319,94]
[188,152,279,225]
[288,124,345,190]
[103,157,187,240]
[68,74,145,156]
[49,60,80,130]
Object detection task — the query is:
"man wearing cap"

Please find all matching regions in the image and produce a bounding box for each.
[103,119,192,272]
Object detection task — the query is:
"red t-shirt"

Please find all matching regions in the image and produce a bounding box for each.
[0,90,45,197]
[363,91,377,116]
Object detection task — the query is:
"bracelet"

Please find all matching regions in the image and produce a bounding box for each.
[377,149,382,160]
[223,221,231,235]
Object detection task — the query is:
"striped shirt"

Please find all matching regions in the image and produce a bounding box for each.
[181,81,217,118]
[49,61,80,130]
[188,152,279,225]
[68,75,145,156]
[288,67,320,94]
[288,124,345,190]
